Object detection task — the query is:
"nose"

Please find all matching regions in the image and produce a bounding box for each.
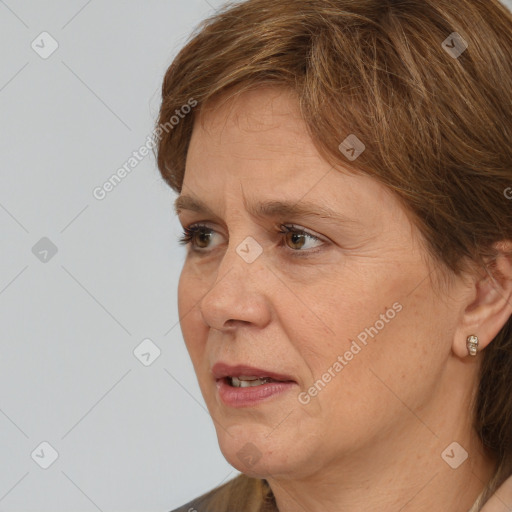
[199,243,272,332]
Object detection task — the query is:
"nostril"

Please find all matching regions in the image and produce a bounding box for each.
[224,319,251,327]
[198,275,271,330]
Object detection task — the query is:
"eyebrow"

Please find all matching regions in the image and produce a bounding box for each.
[173,194,355,225]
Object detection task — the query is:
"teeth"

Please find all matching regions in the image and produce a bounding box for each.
[231,376,272,388]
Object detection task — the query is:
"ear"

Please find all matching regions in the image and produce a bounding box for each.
[453,241,512,359]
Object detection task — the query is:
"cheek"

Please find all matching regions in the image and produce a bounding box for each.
[288,264,437,395]
[177,266,208,357]
[177,260,210,315]
[305,281,451,447]
[177,268,192,321]
[287,270,398,357]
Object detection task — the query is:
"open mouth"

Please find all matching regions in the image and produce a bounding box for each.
[227,376,285,388]
[213,364,297,407]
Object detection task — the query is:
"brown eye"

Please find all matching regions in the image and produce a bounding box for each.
[278,225,324,253]
[194,228,213,248]
[284,231,307,250]
[178,224,218,250]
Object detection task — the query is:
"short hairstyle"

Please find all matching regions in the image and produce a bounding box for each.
[155,1,512,509]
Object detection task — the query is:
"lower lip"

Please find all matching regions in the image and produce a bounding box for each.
[217,378,296,408]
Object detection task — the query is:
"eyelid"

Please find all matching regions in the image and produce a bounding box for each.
[178,222,223,247]
[179,221,328,255]
[278,223,327,242]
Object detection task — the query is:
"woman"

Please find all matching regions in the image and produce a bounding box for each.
[155,0,512,510]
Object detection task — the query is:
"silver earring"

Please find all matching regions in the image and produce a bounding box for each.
[466,335,479,356]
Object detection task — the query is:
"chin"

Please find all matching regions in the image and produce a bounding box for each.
[215,425,310,479]
[220,442,287,478]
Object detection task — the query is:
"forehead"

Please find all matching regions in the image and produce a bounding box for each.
[183,87,401,223]
[184,85,340,199]
[191,85,314,153]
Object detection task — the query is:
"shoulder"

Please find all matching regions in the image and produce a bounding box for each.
[169,484,221,512]
[480,473,512,512]
[169,489,219,512]
[169,475,275,512]
[169,499,209,512]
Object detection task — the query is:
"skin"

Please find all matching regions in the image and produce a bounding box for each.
[175,85,512,511]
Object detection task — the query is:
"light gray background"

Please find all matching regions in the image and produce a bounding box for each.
[0,1,236,511]
[1,1,511,511]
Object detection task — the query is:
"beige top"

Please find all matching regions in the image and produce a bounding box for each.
[172,473,512,512]
[478,474,512,512]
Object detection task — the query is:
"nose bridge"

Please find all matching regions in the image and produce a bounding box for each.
[200,235,270,329]
[216,225,267,284]
[214,234,266,297]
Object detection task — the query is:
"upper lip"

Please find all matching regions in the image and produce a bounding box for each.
[211,362,296,382]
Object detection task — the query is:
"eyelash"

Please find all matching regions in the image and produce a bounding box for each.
[178,223,324,256]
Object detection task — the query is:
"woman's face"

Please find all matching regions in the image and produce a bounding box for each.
[176,86,467,480]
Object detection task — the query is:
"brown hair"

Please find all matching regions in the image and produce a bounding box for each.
[155,0,512,510]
